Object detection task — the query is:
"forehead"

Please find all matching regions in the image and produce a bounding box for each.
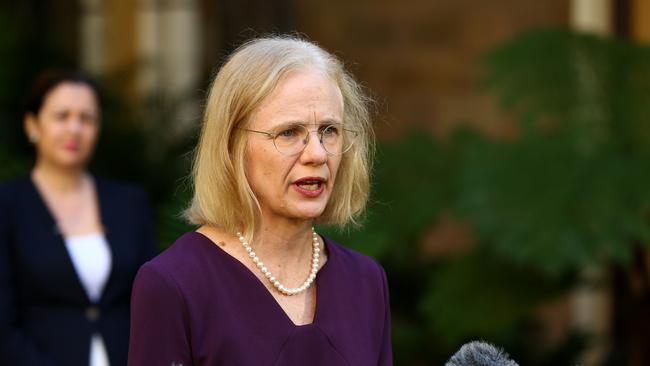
[41,82,98,112]
[250,69,343,128]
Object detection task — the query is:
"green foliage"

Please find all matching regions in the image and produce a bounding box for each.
[420,250,564,346]
[485,29,650,152]
[470,29,650,276]
[155,180,195,248]
[324,29,650,365]
[322,132,573,364]
[457,130,650,277]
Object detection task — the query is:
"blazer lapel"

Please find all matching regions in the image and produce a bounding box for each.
[25,178,91,305]
[95,178,123,305]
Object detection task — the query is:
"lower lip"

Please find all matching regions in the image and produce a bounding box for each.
[292,182,325,197]
[64,144,80,152]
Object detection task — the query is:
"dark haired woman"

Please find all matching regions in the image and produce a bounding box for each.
[0,70,156,366]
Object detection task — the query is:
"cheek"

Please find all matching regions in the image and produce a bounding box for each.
[262,155,291,188]
[247,146,280,191]
[38,122,61,141]
[328,156,343,184]
[37,126,61,152]
[260,158,294,198]
[84,126,100,146]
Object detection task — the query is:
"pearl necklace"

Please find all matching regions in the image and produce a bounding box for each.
[236,227,321,296]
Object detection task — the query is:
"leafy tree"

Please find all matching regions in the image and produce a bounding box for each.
[324,29,650,365]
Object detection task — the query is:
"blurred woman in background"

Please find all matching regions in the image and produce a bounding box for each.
[0,70,156,366]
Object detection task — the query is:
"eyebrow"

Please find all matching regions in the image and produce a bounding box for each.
[274,118,343,127]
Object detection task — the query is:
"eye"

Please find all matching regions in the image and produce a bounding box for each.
[321,125,340,136]
[54,111,69,121]
[277,126,301,138]
[80,113,98,125]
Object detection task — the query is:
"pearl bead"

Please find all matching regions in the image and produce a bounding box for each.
[237,227,321,296]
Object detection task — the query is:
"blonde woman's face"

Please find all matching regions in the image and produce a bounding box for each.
[245,69,344,225]
[25,82,100,170]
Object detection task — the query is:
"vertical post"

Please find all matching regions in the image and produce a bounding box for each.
[159,0,201,131]
[136,0,161,101]
[80,0,107,75]
[631,0,650,43]
[570,0,613,35]
[135,0,202,133]
[569,2,613,365]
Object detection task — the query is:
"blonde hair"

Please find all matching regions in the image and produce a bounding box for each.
[185,35,374,238]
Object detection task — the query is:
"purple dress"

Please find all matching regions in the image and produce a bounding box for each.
[128,232,392,366]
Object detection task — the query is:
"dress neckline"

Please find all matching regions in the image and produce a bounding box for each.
[27,174,106,236]
[190,231,334,328]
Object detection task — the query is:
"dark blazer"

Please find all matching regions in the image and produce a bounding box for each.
[0,176,157,366]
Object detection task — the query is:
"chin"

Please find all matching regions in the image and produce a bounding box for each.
[53,157,89,170]
[290,204,327,221]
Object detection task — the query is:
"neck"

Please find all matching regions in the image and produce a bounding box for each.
[32,161,87,193]
[252,218,315,260]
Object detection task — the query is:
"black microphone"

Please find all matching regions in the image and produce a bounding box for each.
[445,341,519,366]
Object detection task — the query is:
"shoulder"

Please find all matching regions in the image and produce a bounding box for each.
[0,176,33,207]
[93,177,151,216]
[94,176,148,200]
[133,232,219,310]
[133,234,195,300]
[147,232,203,266]
[131,251,192,322]
[325,236,386,272]
[0,176,32,197]
[137,232,213,284]
[324,236,387,283]
[322,236,390,320]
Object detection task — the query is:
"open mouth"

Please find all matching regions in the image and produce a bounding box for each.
[296,180,322,191]
[293,177,326,197]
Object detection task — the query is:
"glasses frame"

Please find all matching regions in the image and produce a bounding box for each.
[241,123,359,156]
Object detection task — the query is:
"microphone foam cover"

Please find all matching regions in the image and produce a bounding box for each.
[445,341,519,366]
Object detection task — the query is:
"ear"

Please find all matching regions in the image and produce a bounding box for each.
[24,112,39,143]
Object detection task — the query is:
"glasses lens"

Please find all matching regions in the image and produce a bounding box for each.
[272,124,358,156]
[273,125,308,155]
[321,125,357,155]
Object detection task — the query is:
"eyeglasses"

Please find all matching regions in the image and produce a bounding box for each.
[241,123,358,156]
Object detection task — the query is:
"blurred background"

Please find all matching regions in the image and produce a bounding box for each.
[1,0,649,365]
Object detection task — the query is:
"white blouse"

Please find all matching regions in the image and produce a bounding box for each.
[64,233,112,366]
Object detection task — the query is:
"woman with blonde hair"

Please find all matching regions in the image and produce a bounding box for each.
[128,36,392,366]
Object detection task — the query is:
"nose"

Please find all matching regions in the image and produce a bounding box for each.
[299,130,328,164]
[67,115,85,133]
